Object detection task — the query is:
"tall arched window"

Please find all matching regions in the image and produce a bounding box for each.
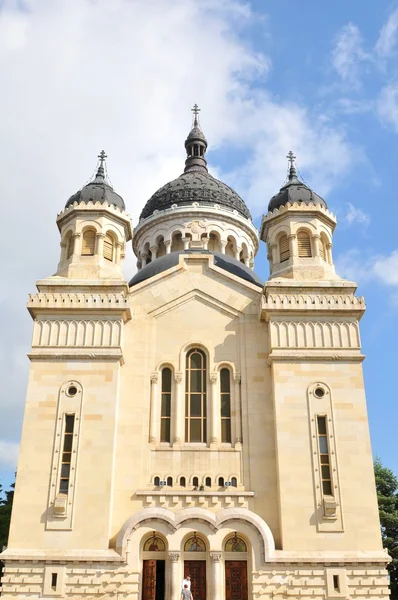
[160,368,171,443]
[279,234,290,262]
[171,232,184,252]
[103,233,115,261]
[220,368,231,443]
[297,231,312,257]
[185,348,207,443]
[81,230,96,256]
[66,233,74,260]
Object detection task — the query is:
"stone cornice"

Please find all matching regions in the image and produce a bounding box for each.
[56,200,133,239]
[28,349,124,364]
[27,291,131,321]
[261,201,337,240]
[267,349,365,364]
[261,292,366,321]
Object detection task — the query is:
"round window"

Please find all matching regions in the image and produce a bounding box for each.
[314,386,325,398]
[67,385,78,397]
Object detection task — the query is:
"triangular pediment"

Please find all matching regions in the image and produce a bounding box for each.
[149,289,241,319]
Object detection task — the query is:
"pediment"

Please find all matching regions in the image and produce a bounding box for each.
[149,289,241,319]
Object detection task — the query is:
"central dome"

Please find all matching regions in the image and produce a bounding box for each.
[139,170,251,221]
[139,108,251,222]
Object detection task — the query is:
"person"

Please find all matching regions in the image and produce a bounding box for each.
[181,584,193,600]
[181,575,191,591]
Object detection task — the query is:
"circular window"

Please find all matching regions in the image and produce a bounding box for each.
[314,387,325,398]
[67,385,78,397]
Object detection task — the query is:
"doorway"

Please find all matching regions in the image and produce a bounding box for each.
[184,560,206,600]
[142,560,165,600]
[225,561,247,600]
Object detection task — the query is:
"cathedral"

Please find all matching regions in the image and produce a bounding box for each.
[0,108,390,600]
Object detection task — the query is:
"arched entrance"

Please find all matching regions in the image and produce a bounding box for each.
[224,533,248,600]
[141,532,167,600]
[183,532,207,600]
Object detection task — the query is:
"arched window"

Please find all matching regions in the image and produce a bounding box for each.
[157,236,166,257]
[171,232,184,252]
[297,231,312,257]
[279,234,290,262]
[81,230,96,256]
[218,477,224,487]
[192,476,199,488]
[225,236,235,258]
[66,233,74,259]
[205,476,211,487]
[225,533,247,552]
[180,476,186,487]
[154,476,160,487]
[143,532,166,552]
[185,348,207,443]
[208,232,221,252]
[231,476,237,487]
[167,476,173,487]
[103,233,115,261]
[184,533,206,552]
[160,368,171,443]
[220,368,231,443]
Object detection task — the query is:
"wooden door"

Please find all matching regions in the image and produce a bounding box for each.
[184,560,206,600]
[142,560,156,600]
[225,561,248,600]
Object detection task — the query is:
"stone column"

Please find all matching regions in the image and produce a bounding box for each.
[201,236,209,250]
[288,234,297,258]
[235,246,241,261]
[165,240,172,254]
[116,241,123,263]
[72,232,81,257]
[141,252,148,267]
[210,552,222,600]
[327,242,333,265]
[173,372,183,446]
[59,240,67,263]
[234,372,242,445]
[168,551,180,600]
[270,243,278,265]
[182,237,190,250]
[313,234,321,258]
[220,240,227,255]
[210,372,219,447]
[149,373,159,444]
[96,232,105,256]
[150,245,158,260]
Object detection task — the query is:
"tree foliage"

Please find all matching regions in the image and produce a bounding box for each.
[0,480,14,551]
[374,458,398,600]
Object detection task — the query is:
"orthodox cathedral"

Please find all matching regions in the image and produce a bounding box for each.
[0,108,390,600]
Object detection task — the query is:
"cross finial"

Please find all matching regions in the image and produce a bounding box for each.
[286,150,297,181]
[191,103,201,127]
[96,150,107,178]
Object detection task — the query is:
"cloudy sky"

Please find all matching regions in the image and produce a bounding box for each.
[1,0,398,491]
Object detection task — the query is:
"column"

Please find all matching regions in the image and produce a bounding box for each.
[173,372,183,446]
[116,241,123,263]
[150,245,158,259]
[327,242,333,265]
[201,236,209,250]
[234,372,242,445]
[210,552,222,600]
[165,240,172,254]
[235,246,241,261]
[141,252,148,267]
[270,242,277,265]
[313,233,321,258]
[182,237,190,250]
[220,240,227,254]
[288,233,297,258]
[59,240,67,263]
[149,373,159,444]
[168,551,181,600]
[72,232,81,257]
[210,372,219,447]
[96,232,105,256]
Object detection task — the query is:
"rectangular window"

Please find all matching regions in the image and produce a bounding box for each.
[333,575,340,592]
[317,416,333,496]
[59,414,75,495]
[185,349,207,443]
[160,368,172,443]
[51,573,58,591]
[220,368,231,443]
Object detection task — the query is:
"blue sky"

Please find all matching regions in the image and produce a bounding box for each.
[0,0,397,495]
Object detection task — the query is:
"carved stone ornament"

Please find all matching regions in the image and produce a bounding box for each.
[150,373,159,384]
[323,495,338,518]
[175,372,183,384]
[168,551,180,562]
[209,373,218,384]
[210,552,222,562]
[233,372,241,383]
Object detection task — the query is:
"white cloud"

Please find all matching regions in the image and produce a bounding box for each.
[372,250,398,286]
[0,0,356,457]
[336,98,373,114]
[344,202,370,227]
[331,23,369,87]
[335,248,398,291]
[0,441,19,471]
[375,8,398,58]
[377,83,398,131]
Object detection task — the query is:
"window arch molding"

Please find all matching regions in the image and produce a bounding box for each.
[185,347,208,443]
[178,342,212,372]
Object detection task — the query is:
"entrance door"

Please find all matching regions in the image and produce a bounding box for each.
[184,561,206,600]
[225,561,247,600]
[142,560,165,600]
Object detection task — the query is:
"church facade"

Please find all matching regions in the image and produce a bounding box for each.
[0,110,390,600]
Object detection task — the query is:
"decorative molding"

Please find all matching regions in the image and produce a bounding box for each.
[269,320,361,351]
[150,373,159,384]
[210,552,222,562]
[262,293,365,311]
[32,319,123,348]
[233,372,241,384]
[209,373,218,384]
[27,292,131,319]
[167,551,180,562]
[174,372,183,384]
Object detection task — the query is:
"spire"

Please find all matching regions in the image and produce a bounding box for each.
[184,104,208,173]
[95,150,107,180]
[286,150,298,182]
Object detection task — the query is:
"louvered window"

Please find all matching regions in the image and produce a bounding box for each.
[81,230,96,256]
[279,234,290,262]
[297,231,312,257]
[66,235,74,259]
[103,234,114,261]
[320,237,327,261]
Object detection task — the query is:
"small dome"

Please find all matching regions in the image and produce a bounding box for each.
[139,105,251,221]
[65,151,125,211]
[129,250,263,288]
[268,152,327,212]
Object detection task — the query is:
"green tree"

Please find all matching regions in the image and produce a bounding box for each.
[0,480,14,550]
[374,458,398,600]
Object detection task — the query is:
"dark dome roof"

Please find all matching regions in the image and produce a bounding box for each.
[139,110,251,221]
[129,250,263,288]
[268,159,327,212]
[65,152,125,211]
[140,170,251,221]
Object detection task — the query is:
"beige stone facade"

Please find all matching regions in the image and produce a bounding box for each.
[0,136,390,600]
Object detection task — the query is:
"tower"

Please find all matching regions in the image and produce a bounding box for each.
[0,112,389,600]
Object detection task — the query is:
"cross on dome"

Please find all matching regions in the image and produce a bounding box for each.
[96,149,107,179]
[191,103,201,127]
[286,150,298,181]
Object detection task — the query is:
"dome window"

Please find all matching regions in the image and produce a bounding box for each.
[279,234,290,262]
[297,231,312,258]
[81,230,96,256]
